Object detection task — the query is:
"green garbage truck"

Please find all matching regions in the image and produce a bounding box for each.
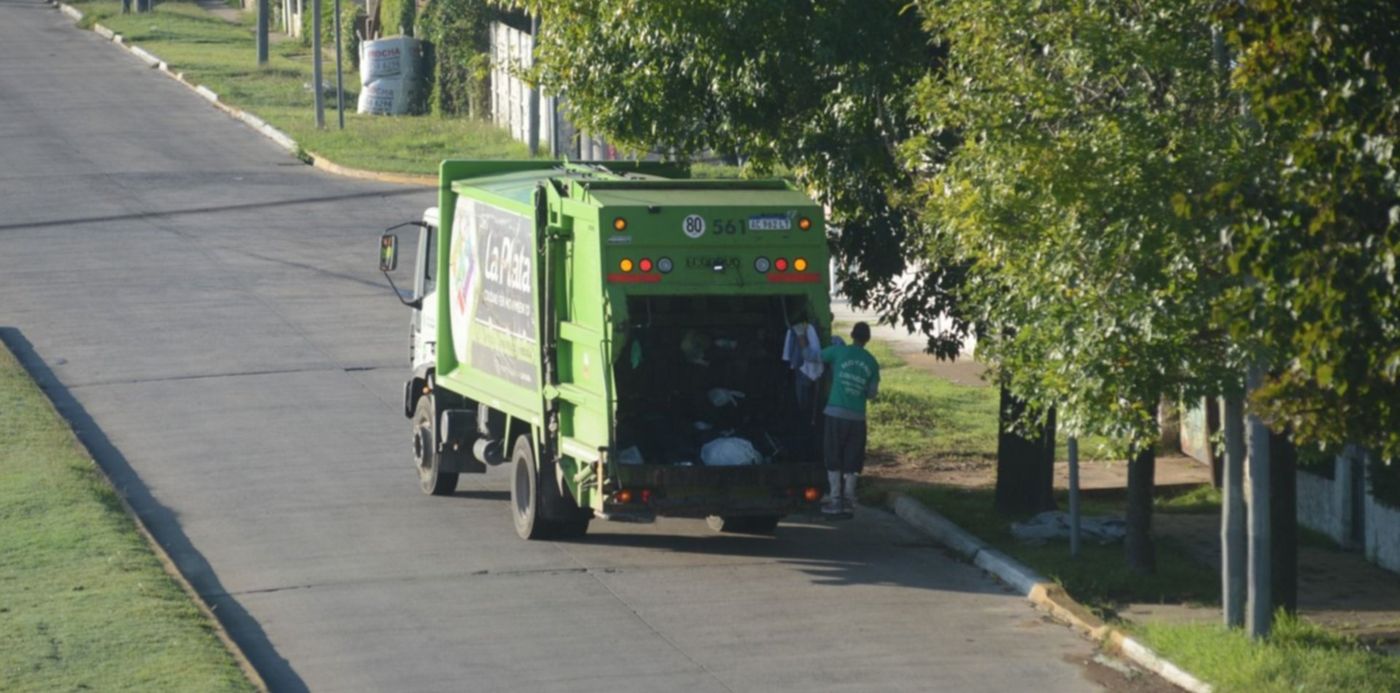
[378,160,832,539]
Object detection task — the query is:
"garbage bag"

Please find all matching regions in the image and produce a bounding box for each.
[1010,511,1127,545]
[618,446,644,466]
[707,388,746,408]
[700,437,762,466]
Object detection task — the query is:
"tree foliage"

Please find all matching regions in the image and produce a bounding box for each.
[1219,0,1400,462]
[510,0,969,356]
[910,0,1250,450]
[420,0,495,117]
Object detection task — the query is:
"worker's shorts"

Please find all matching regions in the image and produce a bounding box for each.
[823,415,867,474]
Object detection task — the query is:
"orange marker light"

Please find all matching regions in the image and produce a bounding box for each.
[616,489,634,504]
[803,487,822,503]
[619,258,634,272]
[639,258,654,273]
[794,257,808,272]
[613,217,628,232]
[798,217,812,231]
[774,258,789,272]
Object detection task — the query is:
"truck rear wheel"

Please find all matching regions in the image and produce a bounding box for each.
[511,435,589,540]
[706,515,781,535]
[413,396,458,496]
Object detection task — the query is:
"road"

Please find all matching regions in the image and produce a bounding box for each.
[1,2,1121,690]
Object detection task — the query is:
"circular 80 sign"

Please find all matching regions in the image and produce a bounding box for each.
[682,214,706,239]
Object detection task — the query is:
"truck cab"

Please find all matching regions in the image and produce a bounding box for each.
[380,161,832,540]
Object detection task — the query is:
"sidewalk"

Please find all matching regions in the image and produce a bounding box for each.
[1131,514,1400,656]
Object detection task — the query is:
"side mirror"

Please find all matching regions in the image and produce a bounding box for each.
[379,233,399,272]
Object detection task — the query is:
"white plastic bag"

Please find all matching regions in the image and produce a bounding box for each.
[700,437,762,466]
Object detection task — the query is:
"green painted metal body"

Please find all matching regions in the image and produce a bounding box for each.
[433,160,831,516]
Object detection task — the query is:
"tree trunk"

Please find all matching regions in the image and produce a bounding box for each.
[1125,436,1158,575]
[994,385,1057,516]
[1269,429,1298,615]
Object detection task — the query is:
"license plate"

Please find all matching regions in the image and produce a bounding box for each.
[747,214,791,231]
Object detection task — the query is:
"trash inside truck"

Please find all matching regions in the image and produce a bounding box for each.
[377,160,832,539]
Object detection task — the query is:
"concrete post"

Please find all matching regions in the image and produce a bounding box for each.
[312,0,325,129]
[1245,368,1272,638]
[257,0,269,65]
[1221,395,1246,628]
[1068,436,1081,558]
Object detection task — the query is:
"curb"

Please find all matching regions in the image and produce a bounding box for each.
[0,338,270,693]
[51,0,433,189]
[888,491,1213,693]
[306,153,437,187]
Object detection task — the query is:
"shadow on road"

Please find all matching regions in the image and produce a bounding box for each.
[1,327,309,693]
[575,517,1005,593]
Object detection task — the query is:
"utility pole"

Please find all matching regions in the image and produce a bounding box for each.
[526,14,541,157]
[312,0,325,129]
[1221,395,1247,628]
[1245,367,1273,638]
[257,0,269,65]
[333,0,344,129]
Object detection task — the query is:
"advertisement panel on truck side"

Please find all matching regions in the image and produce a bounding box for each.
[449,197,538,389]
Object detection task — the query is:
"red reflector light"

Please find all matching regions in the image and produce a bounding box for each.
[774,258,789,272]
[640,489,653,503]
[639,258,654,273]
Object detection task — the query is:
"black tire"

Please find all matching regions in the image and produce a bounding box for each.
[706,514,781,535]
[511,435,590,540]
[413,395,458,496]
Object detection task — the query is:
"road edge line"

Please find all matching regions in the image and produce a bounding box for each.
[0,337,270,693]
[887,491,1213,693]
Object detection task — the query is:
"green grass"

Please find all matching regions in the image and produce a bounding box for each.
[892,484,1219,611]
[1137,614,1400,693]
[852,335,1218,609]
[861,336,1001,461]
[1156,483,1221,514]
[70,0,530,174]
[0,346,252,692]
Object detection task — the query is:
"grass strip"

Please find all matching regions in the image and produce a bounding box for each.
[1137,614,1400,693]
[0,344,253,692]
[71,0,529,174]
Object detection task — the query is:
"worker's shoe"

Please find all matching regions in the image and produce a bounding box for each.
[841,473,859,514]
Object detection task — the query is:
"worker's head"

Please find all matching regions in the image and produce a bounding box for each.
[851,322,871,346]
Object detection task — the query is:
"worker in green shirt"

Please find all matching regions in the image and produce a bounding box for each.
[820,322,880,516]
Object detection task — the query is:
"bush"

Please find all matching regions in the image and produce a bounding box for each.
[377,0,414,37]
[418,0,494,117]
[339,1,365,70]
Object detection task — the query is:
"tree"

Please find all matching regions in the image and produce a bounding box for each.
[909,0,1252,573]
[1218,0,1400,462]
[511,0,972,357]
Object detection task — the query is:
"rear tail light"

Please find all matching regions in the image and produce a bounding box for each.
[803,487,821,502]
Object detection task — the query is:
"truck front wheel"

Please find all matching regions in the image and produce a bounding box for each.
[413,396,458,496]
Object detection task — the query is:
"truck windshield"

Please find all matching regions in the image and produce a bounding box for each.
[612,295,821,467]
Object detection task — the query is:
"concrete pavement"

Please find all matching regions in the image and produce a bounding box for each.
[2,2,1117,690]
